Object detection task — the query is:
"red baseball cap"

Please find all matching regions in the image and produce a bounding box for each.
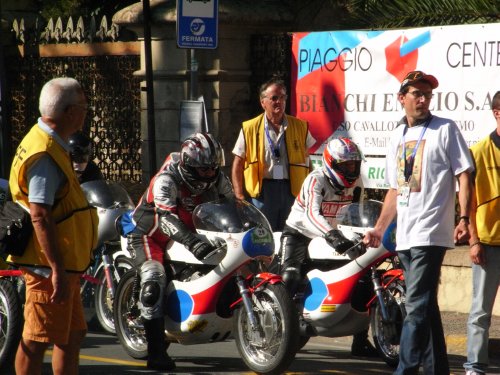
[400,71,439,92]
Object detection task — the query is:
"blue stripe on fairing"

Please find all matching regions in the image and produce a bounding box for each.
[304,277,328,311]
[382,221,397,253]
[166,289,193,323]
[242,228,274,258]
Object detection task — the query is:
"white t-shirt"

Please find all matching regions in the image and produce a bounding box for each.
[385,115,474,250]
[232,115,316,179]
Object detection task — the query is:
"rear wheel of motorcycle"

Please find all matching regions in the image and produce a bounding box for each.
[113,269,148,359]
[370,277,406,368]
[0,278,23,370]
[95,257,134,334]
[234,282,299,375]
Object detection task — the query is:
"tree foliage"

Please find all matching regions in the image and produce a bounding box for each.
[36,0,137,20]
[331,0,499,29]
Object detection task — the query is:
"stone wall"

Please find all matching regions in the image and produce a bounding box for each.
[439,247,500,316]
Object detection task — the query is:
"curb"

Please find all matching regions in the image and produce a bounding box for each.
[446,334,467,355]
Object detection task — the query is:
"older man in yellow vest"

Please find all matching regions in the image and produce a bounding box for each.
[232,77,315,231]
[8,77,98,375]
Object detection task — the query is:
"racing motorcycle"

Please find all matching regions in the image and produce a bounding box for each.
[79,180,135,333]
[0,180,134,368]
[276,200,406,367]
[113,197,299,375]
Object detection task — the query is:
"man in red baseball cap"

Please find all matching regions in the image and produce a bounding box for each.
[364,70,474,374]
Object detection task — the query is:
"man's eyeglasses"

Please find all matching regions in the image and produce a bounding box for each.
[407,90,433,100]
[265,95,287,102]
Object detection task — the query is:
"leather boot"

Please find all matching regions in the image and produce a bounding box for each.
[351,330,379,358]
[143,318,176,371]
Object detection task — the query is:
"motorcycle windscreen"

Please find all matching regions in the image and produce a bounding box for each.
[192,197,272,234]
[81,180,134,209]
[336,200,382,228]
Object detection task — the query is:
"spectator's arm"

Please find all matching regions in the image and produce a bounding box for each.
[364,188,398,248]
[454,170,472,244]
[30,202,69,304]
[231,155,246,200]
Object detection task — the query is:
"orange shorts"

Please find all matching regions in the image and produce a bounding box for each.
[22,271,86,345]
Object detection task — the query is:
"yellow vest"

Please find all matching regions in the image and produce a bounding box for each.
[470,135,500,245]
[8,124,98,272]
[242,114,309,197]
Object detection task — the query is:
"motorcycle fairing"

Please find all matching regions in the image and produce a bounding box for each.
[382,221,397,253]
[302,236,390,329]
[162,231,255,343]
[242,226,274,258]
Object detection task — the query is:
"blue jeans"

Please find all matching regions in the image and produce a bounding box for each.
[250,179,295,232]
[394,247,449,375]
[464,244,500,375]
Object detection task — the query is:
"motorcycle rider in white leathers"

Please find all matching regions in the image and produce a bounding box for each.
[278,137,379,357]
[127,133,233,371]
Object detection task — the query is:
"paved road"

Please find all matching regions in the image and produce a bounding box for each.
[4,312,500,374]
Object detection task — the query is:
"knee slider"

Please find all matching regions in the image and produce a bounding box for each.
[282,267,301,284]
[141,281,161,307]
[139,260,167,319]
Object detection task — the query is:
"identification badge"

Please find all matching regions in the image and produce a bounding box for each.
[398,184,410,207]
[273,165,284,179]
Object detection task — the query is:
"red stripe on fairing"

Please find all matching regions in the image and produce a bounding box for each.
[321,253,392,305]
[190,273,234,315]
[323,272,360,305]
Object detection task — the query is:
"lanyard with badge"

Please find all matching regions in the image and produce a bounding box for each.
[264,122,285,179]
[398,117,431,207]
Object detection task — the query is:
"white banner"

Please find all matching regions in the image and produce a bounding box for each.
[292,23,500,188]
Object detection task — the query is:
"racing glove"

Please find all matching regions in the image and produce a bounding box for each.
[189,240,216,260]
[159,212,216,260]
[324,229,356,254]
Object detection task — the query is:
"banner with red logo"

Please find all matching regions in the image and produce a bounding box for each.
[291,23,500,188]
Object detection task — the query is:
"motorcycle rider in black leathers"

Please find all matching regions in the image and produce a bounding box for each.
[126,133,233,371]
[278,137,379,358]
[68,131,105,184]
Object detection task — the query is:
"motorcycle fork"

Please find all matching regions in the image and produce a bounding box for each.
[101,251,115,299]
[370,267,391,322]
[234,275,260,330]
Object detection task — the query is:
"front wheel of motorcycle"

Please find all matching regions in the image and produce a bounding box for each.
[234,282,299,375]
[0,278,23,371]
[95,256,134,334]
[113,269,148,359]
[370,277,406,368]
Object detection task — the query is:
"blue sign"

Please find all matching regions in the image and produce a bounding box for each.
[177,0,218,49]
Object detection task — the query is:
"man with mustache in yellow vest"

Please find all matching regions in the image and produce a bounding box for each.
[232,77,315,231]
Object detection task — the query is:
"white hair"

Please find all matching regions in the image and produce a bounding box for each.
[39,77,83,118]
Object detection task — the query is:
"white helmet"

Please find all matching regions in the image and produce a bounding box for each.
[322,138,363,189]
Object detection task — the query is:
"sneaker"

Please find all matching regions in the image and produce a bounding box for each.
[351,338,379,358]
[147,353,176,371]
[465,371,484,375]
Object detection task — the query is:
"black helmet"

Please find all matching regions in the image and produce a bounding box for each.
[178,133,224,195]
[69,131,91,163]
